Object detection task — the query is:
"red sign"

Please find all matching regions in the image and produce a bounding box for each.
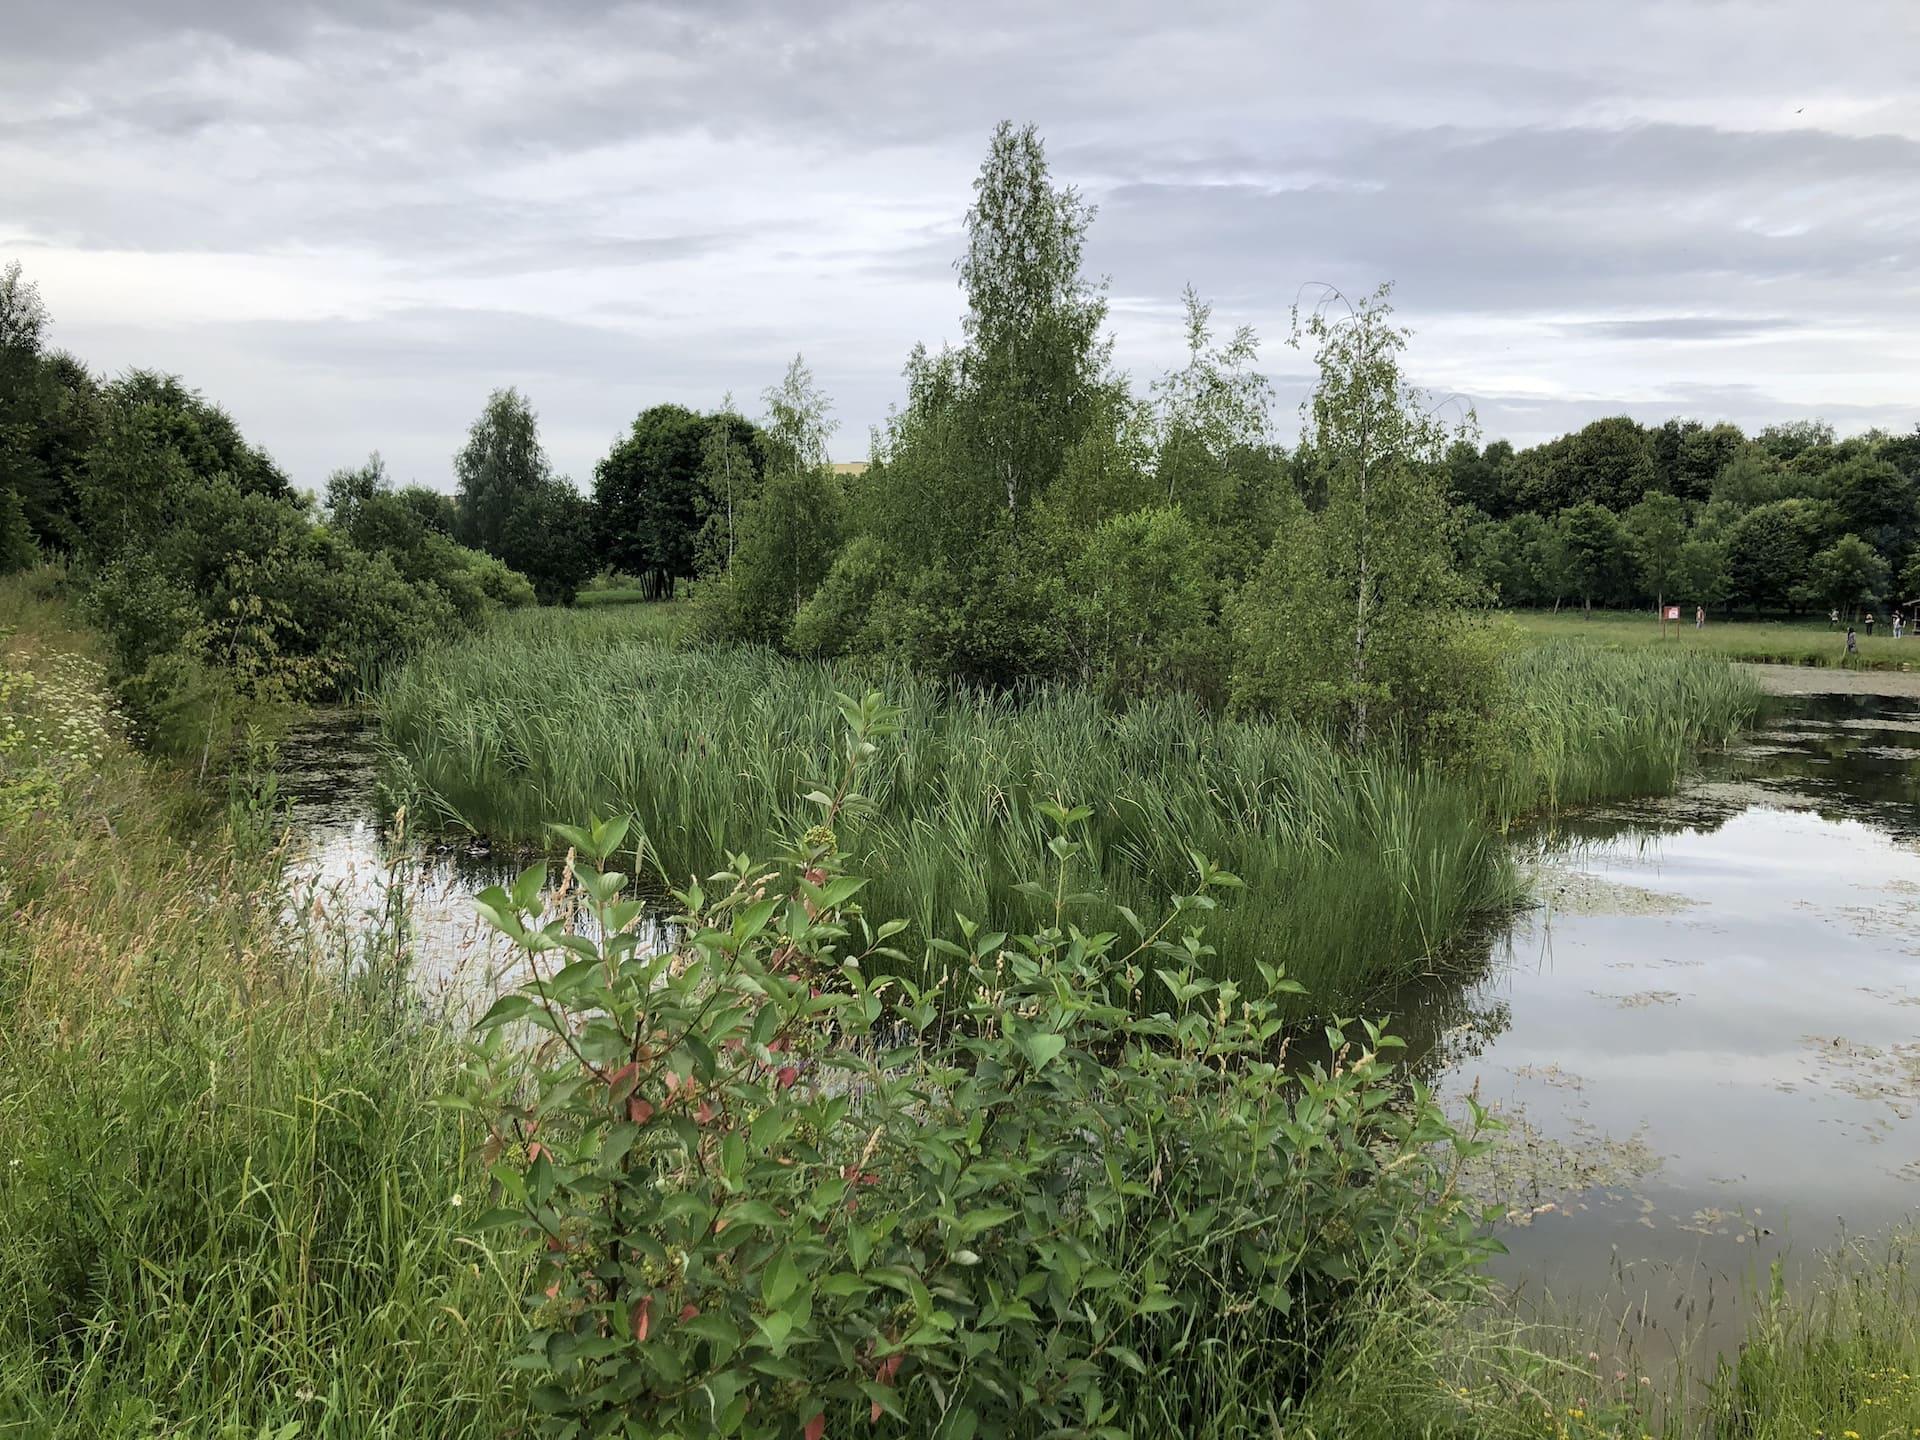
[1664,606,1681,621]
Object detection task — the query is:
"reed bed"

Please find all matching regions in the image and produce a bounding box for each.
[378,611,1757,1012]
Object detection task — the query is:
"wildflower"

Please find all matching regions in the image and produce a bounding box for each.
[450,1192,463,1207]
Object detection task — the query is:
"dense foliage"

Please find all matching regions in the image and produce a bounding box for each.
[379,606,1758,1014]
[0,583,524,1436]
[0,262,535,759]
[1452,415,1920,618]
[459,701,1499,1438]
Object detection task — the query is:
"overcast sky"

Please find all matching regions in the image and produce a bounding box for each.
[7,0,1920,493]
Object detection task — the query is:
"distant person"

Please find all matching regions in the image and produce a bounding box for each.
[1695,605,1705,630]
[1865,611,1876,638]
[1895,613,1905,640]
[1829,608,1840,629]
[1846,625,1858,658]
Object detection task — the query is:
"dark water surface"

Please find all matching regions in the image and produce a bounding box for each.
[278,693,1920,1357]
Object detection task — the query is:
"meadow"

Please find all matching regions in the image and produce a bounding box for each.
[6,576,1916,1438]
[377,604,1757,1014]
[1513,607,1920,669]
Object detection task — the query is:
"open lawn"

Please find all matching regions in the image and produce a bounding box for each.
[1511,608,1920,670]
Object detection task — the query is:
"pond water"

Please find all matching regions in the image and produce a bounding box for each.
[1421,689,1920,1357]
[278,688,1920,1358]
[278,710,527,1008]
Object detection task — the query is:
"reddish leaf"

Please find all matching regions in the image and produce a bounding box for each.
[695,1099,718,1125]
[628,1096,655,1124]
[630,1294,653,1342]
[776,1065,799,1090]
[804,1412,826,1440]
[606,1060,639,1090]
[870,1401,883,1423]
[678,1303,700,1322]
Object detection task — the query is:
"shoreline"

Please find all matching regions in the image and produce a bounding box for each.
[1741,661,1920,698]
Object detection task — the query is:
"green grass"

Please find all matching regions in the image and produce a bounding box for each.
[1293,1234,1920,1439]
[376,609,1756,1014]
[0,578,524,1438]
[1512,608,1920,670]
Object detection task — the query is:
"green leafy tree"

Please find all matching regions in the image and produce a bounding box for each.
[1826,455,1917,562]
[1153,287,1272,514]
[1623,491,1687,617]
[1231,285,1492,750]
[1757,418,1836,463]
[1899,551,1920,609]
[1445,438,1516,517]
[1512,416,1652,515]
[454,387,548,558]
[691,393,762,578]
[1557,500,1631,612]
[592,402,714,598]
[0,486,36,575]
[704,358,844,643]
[1726,498,1837,613]
[957,121,1111,518]
[1807,533,1890,616]
[1675,535,1731,610]
[455,388,592,603]
[1068,506,1219,698]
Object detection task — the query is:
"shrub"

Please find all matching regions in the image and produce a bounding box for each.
[460,693,1497,1438]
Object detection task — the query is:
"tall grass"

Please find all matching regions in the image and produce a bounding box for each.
[1487,641,1759,816]
[377,610,1757,1012]
[0,579,523,1438]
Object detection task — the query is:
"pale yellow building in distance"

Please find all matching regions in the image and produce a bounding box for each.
[830,461,869,477]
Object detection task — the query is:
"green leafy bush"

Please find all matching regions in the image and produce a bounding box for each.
[460,692,1498,1438]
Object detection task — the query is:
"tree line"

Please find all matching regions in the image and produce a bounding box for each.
[0,264,533,758]
[9,120,1916,758]
[1448,417,1920,618]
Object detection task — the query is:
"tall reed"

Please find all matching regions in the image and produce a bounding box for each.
[377,611,1757,1011]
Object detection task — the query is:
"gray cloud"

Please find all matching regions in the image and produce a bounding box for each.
[1558,317,1802,342]
[6,0,1920,486]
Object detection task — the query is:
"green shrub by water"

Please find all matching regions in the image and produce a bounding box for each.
[377,610,1757,1012]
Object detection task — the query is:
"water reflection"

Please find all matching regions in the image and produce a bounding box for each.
[278,710,530,1008]
[1412,690,1920,1356]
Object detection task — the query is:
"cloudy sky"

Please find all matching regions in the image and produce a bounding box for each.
[7,0,1919,492]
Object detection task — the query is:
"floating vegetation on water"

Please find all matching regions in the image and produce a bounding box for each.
[1595,989,1685,1009]
[1512,1062,1587,1091]
[1456,1101,1662,1226]
[1529,863,1700,917]
[1801,1033,1920,1123]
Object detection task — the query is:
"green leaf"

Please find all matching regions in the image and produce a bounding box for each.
[1015,1030,1066,1072]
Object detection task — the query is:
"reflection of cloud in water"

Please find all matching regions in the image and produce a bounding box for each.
[1413,691,1920,1366]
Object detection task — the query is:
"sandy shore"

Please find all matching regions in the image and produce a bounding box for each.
[1742,662,1920,698]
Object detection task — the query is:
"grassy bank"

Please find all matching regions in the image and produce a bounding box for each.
[1297,1232,1920,1439]
[1513,608,1920,670]
[0,579,522,1437]
[377,608,1755,1012]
